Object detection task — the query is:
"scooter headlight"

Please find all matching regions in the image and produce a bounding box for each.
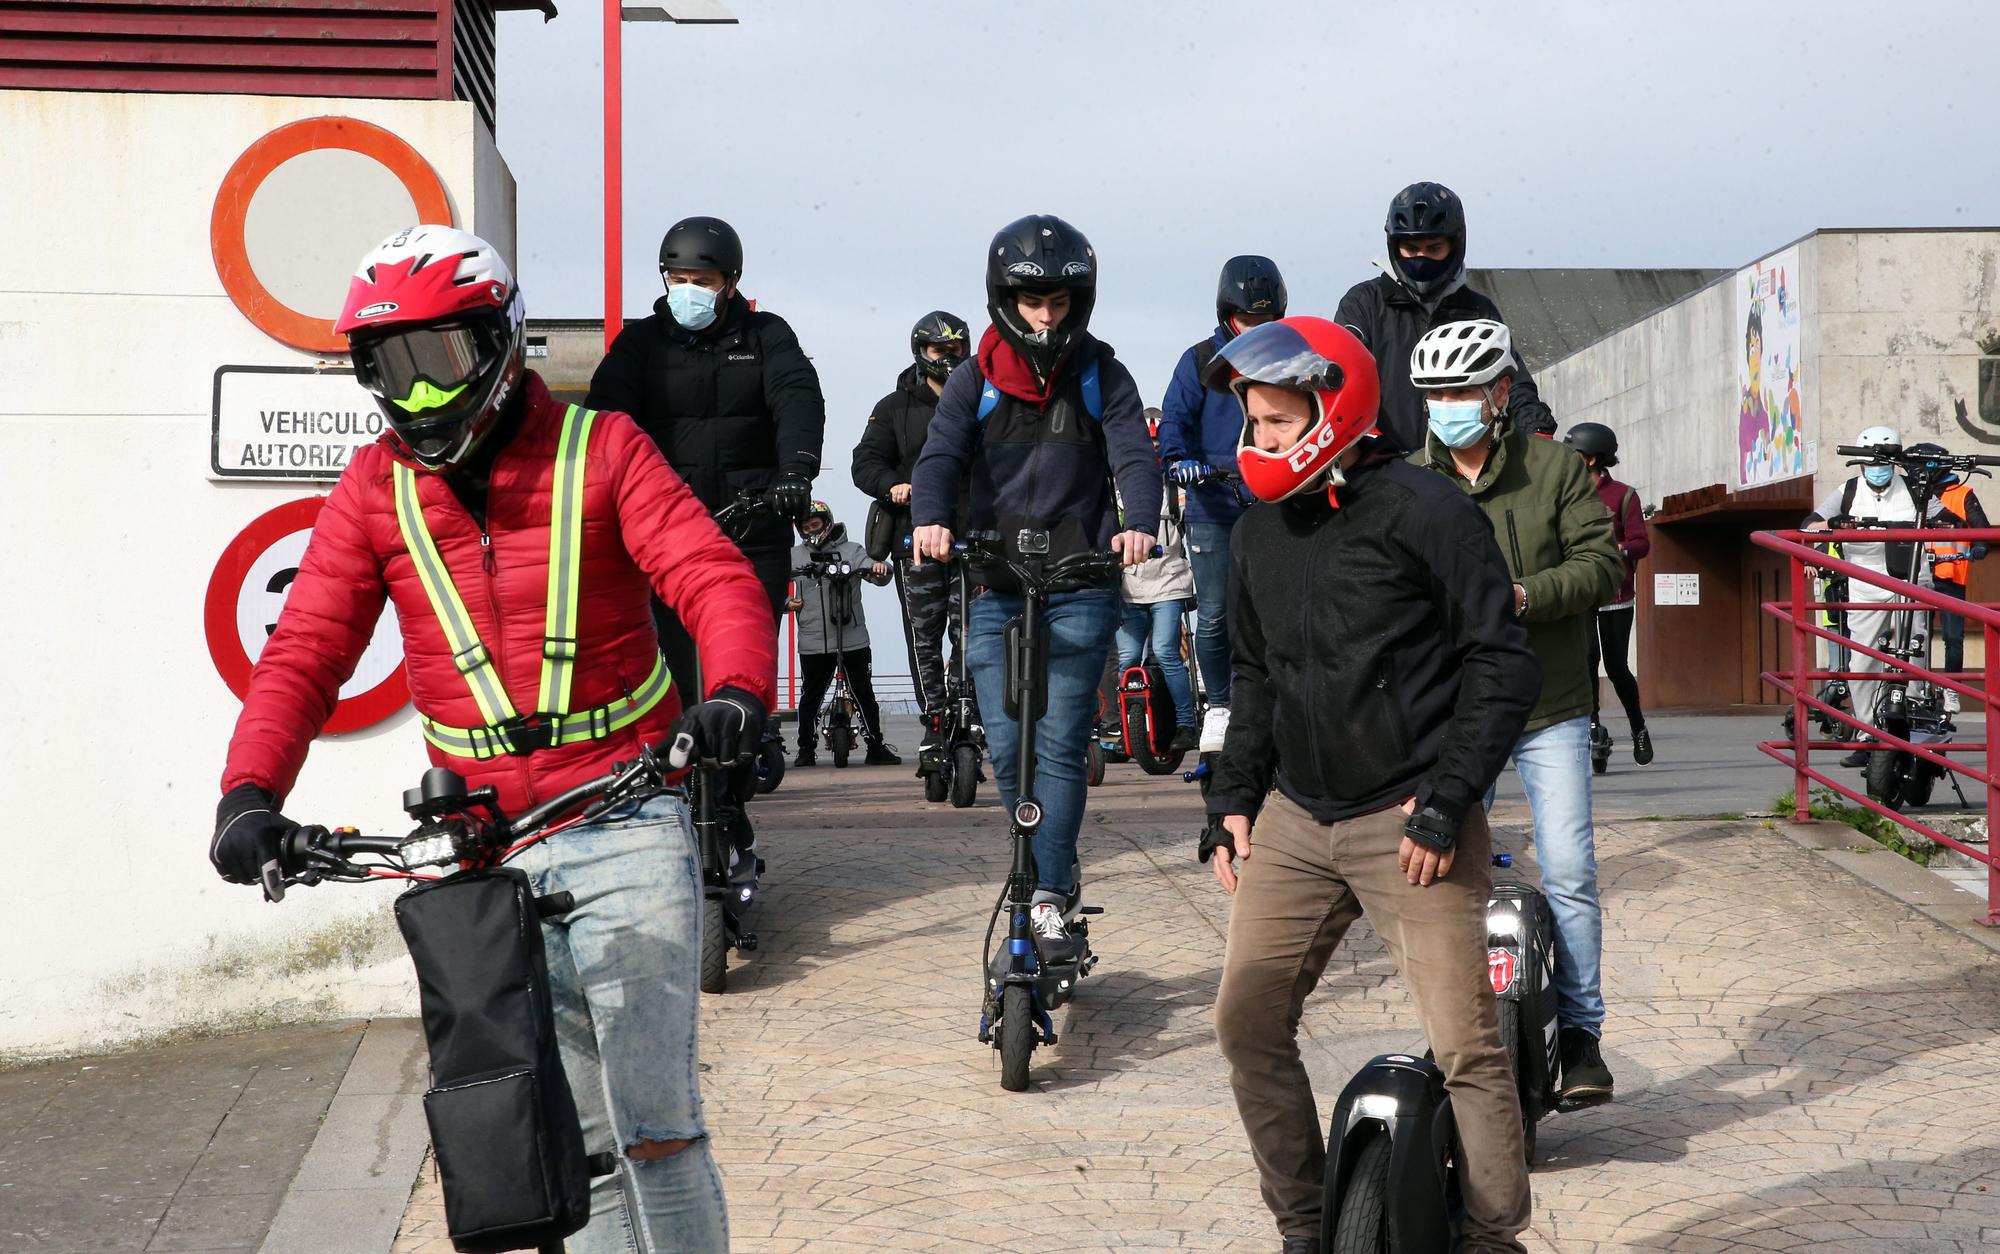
[1488,909,1523,939]
[1356,1094,1400,1120]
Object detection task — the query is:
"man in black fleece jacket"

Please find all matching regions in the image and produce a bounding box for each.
[1198,315,1539,1254]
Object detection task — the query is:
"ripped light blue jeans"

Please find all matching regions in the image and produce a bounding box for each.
[511,791,728,1252]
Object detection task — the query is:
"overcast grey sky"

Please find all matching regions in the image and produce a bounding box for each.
[495,0,1994,681]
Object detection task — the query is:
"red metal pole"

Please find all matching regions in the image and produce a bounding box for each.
[1792,555,1811,823]
[603,0,622,355]
[1986,615,1998,926]
[786,583,798,711]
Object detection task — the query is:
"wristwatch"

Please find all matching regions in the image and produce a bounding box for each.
[1514,584,1529,616]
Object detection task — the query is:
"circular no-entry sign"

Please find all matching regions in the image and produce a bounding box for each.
[205,497,409,734]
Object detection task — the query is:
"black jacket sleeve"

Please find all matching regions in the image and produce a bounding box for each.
[1407,492,1540,821]
[756,314,827,483]
[1503,361,1557,434]
[1964,490,1991,562]
[850,395,905,501]
[1099,358,1162,535]
[1333,280,1383,353]
[584,323,650,418]
[911,366,983,529]
[1207,531,1275,817]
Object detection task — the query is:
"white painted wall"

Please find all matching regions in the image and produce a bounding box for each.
[1537,229,2000,512]
[0,91,515,1059]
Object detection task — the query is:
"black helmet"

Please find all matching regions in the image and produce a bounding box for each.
[659,216,743,283]
[910,310,971,383]
[1217,255,1288,327]
[986,214,1097,383]
[1564,421,1619,467]
[1384,182,1466,298]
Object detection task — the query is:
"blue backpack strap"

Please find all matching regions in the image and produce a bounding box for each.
[976,378,1002,423]
[1080,358,1102,422]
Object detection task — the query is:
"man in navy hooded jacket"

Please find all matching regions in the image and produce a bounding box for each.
[910,214,1160,962]
[1158,255,1288,753]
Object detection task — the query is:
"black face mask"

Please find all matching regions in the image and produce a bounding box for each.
[1398,254,1452,284]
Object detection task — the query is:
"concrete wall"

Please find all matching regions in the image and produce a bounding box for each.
[0,90,514,1059]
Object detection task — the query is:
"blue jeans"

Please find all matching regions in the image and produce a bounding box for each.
[1484,716,1604,1037]
[968,585,1122,895]
[1116,601,1197,728]
[1185,522,1234,708]
[512,792,728,1252]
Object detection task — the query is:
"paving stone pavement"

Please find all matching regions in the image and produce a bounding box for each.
[393,759,2000,1252]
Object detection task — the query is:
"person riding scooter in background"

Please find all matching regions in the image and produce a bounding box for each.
[1410,319,1624,1106]
[1908,441,1991,715]
[1563,422,1654,766]
[786,501,898,768]
[1803,425,1920,765]
[1159,255,1288,755]
[1202,316,1539,1254]
[1116,408,1199,755]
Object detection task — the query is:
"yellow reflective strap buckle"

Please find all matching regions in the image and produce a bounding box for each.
[452,642,492,675]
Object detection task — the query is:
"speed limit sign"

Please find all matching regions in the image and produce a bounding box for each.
[204,496,409,733]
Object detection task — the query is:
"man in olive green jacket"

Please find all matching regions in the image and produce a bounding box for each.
[1407,318,1624,1104]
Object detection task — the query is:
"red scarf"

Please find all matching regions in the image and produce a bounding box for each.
[977,325,1057,406]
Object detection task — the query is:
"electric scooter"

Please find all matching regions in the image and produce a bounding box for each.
[1834,442,1998,811]
[918,553,986,807]
[951,528,1127,1092]
[714,487,793,795]
[691,741,761,994]
[1322,856,1563,1252]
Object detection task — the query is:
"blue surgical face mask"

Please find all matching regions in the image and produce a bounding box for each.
[1427,398,1491,449]
[1863,465,1894,490]
[666,282,719,330]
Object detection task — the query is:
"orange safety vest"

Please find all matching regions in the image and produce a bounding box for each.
[1928,481,1976,583]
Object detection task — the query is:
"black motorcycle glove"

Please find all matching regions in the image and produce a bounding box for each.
[211,783,297,885]
[668,685,768,765]
[1401,804,1460,855]
[771,474,813,521]
[1196,815,1234,864]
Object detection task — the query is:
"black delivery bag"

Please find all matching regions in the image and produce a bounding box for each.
[394,867,592,1253]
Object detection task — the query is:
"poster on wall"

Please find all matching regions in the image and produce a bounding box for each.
[1737,244,1806,488]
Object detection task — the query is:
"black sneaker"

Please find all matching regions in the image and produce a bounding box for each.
[1558,1026,1613,1102]
[865,740,902,766]
[1280,1238,1320,1254]
[1168,725,1199,754]
[792,746,816,768]
[1839,748,1871,769]
[1633,726,1654,766]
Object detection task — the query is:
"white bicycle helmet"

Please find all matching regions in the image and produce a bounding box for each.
[1856,425,1899,449]
[1409,319,1516,389]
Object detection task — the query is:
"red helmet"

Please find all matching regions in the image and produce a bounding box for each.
[1200,316,1380,504]
[336,225,525,469]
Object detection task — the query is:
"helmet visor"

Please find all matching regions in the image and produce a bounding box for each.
[354,323,489,414]
[1213,321,1346,394]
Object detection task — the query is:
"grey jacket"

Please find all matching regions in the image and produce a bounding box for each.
[1121,512,1196,604]
[789,525,886,655]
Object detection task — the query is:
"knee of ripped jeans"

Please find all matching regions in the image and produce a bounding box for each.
[626,1134,698,1162]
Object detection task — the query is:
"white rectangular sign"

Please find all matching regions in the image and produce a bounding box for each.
[1654,573,1701,606]
[211,365,386,481]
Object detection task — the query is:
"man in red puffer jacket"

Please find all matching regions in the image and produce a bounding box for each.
[209,226,771,1250]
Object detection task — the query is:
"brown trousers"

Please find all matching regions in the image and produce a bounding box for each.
[1214,793,1531,1252]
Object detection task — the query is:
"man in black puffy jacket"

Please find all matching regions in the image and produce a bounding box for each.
[587,215,827,692]
[852,311,978,758]
[1336,182,1556,452]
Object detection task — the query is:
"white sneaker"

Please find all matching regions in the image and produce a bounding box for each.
[1945,689,1962,714]
[1029,901,1081,963]
[1200,705,1231,753]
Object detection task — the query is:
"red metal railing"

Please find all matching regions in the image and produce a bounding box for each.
[1754,527,2000,924]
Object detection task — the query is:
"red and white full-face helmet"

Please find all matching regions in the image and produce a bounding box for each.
[335,225,525,469]
[1200,316,1380,504]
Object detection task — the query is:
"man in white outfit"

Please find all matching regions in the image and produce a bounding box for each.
[1804,425,1922,768]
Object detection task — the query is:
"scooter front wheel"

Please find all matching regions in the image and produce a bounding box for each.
[999,984,1034,1092]
[755,738,786,795]
[831,724,854,769]
[1085,739,1106,787]
[1328,1130,1391,1252]
[950,744,980,808]
[923,767,949,803]
[699,897,728,994]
